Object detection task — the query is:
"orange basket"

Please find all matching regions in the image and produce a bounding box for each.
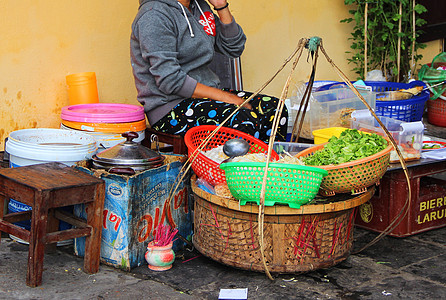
[295,143,392,196]
[184,125,278,186]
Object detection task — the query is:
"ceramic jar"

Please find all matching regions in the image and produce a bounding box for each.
[145,241,175,271]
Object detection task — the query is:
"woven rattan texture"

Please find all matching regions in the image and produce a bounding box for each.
[320,152,390,194]
[193,195,355,273]
[296,144,391,195]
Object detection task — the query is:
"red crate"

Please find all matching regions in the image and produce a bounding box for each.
[355,160,446,237]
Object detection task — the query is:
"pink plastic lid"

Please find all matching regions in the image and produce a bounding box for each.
[61,103,145,123]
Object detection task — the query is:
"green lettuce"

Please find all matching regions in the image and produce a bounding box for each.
[303,129,388,166]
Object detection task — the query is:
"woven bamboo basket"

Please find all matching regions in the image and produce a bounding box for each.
[192,176,373,273]
[296,143,392,196]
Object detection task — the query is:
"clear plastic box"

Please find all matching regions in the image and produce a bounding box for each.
[273,142,314,156]
[351,110,424,163]
[289,88,376,139]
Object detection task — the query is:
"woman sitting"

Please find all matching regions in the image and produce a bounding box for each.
[130,0,288,142]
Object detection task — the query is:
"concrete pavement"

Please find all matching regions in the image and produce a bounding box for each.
[1,226,445,299]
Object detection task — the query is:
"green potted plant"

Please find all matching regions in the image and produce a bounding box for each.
[341,0,427,82]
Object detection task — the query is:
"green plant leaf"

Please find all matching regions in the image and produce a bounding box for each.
[385,22,394,30]
[414,4,427,14]
[392,14,402,22]
[341,0,426,82]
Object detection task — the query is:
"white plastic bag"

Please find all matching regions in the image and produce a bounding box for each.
[365,70,386,81]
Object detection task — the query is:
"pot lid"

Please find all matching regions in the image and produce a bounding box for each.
[93,132,164,165]
[91,159,165,171]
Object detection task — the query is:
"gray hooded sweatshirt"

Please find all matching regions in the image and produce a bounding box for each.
[131,0,246,126]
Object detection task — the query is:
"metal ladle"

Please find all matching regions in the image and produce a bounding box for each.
[221,138,250,163]
[423,80,446,92]
[376,81,446,101]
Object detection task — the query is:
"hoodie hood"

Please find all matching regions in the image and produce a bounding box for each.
[138,0,213,37]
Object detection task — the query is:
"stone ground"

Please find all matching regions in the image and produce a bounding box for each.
[1,225,445,300]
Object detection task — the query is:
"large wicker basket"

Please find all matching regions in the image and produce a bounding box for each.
[191,175,372,274]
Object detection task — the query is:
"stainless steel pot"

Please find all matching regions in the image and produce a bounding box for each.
[92,132,165,175]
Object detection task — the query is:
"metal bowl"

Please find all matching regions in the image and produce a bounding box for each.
[376,91,414,101]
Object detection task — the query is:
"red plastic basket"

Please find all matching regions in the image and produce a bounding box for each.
[427,99,446,127]
[184,125,278,186]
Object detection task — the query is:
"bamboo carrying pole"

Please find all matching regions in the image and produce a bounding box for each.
[397,1,403,82]
[364,2,368,78]
[411,0,416,77]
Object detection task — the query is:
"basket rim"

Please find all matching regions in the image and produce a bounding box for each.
[191,175,373,215]
[219,161,328,176]
[316,80,429,105]
[296,142,392,170]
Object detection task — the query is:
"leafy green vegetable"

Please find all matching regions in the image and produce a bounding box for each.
[303,129,388,166]
[422,143,441,149]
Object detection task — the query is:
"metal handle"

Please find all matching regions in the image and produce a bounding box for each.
[150,134,160,153]
[122,132,139,143]
[108,167,136,176]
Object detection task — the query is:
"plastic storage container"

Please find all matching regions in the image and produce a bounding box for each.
[61,103,145,123]
[302,88,376,139]
[317,81,429,122]
[272,142,314,156]
[60,103,147,150]
[61,119,146,133]
[351,110,424,163]
[66,72,99,105]
[286,80,338,140]
[6,128,97,167]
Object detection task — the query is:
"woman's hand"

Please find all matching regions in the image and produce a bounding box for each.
[207,0,228,10]
[223,91,252,110]
[206,1,232,24]
[193,82,252,110]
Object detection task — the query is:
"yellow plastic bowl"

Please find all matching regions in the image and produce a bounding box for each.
[312,127,348,144]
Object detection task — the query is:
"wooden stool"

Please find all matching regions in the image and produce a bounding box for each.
[0,162,105,287]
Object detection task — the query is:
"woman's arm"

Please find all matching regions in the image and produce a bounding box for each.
[208,1,246,59]
[200,2,250,108]
[193,82,252,109]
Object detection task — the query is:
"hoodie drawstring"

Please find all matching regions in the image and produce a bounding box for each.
[194,0,213,36]
[178,2,195,37]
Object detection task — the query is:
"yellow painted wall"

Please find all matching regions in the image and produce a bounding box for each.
[0,1,139,151]
[0,0,442,151]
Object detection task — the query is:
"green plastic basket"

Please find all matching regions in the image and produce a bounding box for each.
[219,162,328,209]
